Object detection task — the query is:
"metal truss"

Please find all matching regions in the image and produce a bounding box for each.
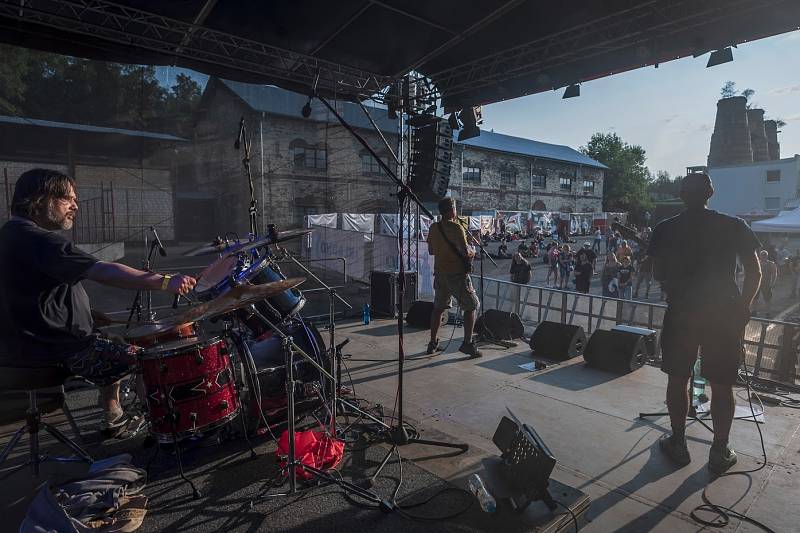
[428,0,789,101]
[0,0,392,99]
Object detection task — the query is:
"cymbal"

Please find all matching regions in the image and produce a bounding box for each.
[183,238,244,257]
[224,229,312,256]
[160,277,306,326]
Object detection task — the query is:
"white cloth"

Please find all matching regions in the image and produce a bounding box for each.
[342,213,375,241]
[306,213,337,228]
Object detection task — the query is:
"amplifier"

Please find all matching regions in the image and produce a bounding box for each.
[370,270,417,318]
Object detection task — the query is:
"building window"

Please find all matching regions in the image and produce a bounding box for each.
[463,166,481,182]
[293,146,327,169]
[765,197,781,210]
[559,177,573,191]
[531,171,546,188]
[582,180,595,193]
[767,170,781,182]
[500,170,516,186]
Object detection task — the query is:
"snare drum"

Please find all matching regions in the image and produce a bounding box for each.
[139,335,239,441]
[125,322,198,348]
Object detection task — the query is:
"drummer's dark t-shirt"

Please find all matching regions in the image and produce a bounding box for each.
[0,217,98,366]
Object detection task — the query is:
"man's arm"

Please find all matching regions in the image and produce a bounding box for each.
[740,250,762,310]
[86,261,196,295]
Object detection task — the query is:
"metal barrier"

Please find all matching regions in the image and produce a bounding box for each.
[472,275,800,386]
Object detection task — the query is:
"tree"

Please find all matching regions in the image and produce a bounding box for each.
[581,132,653,219]
[720,81,737,98]
[648,170,683,200]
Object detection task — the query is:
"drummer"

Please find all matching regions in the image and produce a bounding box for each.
[0,169,196,437]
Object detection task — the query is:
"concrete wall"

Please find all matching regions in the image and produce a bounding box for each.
[449,143,604,213]
[708,156,800,215]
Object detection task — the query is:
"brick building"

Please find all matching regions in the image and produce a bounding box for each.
[0,115,185,244]
[180,79,400,241]
[451,130,607,214]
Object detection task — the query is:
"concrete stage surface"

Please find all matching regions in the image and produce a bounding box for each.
[2,318,799,532]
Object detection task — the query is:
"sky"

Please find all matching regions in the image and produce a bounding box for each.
[156,29,800,179]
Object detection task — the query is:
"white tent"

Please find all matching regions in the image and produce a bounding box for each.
[751,207,800,233]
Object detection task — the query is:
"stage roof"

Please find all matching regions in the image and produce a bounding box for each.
[1,1,799,109]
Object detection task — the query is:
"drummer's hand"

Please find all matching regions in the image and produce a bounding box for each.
[165,274,197,295]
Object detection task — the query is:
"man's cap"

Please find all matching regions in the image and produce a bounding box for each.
[681,173,714,197]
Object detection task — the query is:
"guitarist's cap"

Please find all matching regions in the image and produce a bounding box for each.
[438,197,456,215]
[680,173,714,199]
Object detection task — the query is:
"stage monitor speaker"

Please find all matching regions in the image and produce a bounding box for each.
[476,309,524,341]
[529,321,586,361]
[370,270,417,318]
[584,329,646,374]
[611,324,657,359]
[405,300,448,329]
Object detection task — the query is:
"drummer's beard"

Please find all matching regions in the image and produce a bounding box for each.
[45,199,74,231]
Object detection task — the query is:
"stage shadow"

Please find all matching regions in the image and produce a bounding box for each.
[528,361,621,391]
[357,323,410,337]
[474,353,547,376]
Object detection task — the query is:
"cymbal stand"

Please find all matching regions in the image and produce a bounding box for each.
[126,235,161,326]
[248,309,385,507]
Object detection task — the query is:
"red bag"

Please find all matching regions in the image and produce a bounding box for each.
[276,429,344,480]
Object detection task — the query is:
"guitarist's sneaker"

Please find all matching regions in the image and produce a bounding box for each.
[458,342,483,358]
[427,339,443,355]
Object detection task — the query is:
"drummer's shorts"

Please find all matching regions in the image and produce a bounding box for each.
[660,301,745,386]
[64,336,140,386]
[433,273,480,312]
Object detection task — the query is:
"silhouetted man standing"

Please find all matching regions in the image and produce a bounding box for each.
[648,173,762,474]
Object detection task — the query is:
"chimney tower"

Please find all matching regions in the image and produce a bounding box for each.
[708,96,753,167]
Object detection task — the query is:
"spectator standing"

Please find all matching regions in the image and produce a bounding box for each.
[605,226,614,253]
[634,255,656,299]
[579,242,598,271]
[601,252,620,297]
[757,250,777,317]
[546,243,560,286]
[593,227,603,252]
[617,239,633,262]
[509,252,532,315]
[557,244,575,290]
[574,252,593,293]
[617,256,635,299]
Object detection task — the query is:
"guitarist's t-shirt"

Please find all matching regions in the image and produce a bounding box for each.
[427,220,469,274]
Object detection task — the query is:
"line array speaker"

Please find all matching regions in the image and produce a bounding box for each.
[409,117,453,202]
[583,329,646,374]
[529,321,586,361]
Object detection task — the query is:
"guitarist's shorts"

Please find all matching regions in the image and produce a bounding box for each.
[433,273,480,312]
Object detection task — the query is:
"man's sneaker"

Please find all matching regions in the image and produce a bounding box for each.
[458,342,484,358]
[100,410,132,439]
[427,339,442,355]
[709,444,737,474]
[658,434,691,466]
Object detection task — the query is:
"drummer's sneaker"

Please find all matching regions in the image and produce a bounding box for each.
[100,409,132,439]
[426,339,443,355]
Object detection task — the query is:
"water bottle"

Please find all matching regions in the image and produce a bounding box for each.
[468,473,497,513]
[362,304,371,325]
[692,357,706,407]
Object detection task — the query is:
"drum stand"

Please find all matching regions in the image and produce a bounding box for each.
[247,308,386,507]
[272,242,388,436]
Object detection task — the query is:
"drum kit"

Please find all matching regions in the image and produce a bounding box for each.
[120,226,360,497]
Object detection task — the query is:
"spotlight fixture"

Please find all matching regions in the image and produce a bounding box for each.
[706,47,733,68]
[457,106,482,141]
[562,84,580,99]
[301,97,313,118]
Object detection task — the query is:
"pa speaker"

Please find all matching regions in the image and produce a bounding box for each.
[584,329,646,374]
[476,309,524,341]
[529,322,586,361]
[370,270,417,317]
[406,300,448,329]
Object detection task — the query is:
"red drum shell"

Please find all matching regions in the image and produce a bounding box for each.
[125,322,198,348]
[139,336,239,440]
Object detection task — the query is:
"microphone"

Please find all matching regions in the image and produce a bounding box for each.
[150,226,166,257]
[233,116,245,149]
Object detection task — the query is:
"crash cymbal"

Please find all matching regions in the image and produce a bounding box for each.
[183,238,245,257]
[160,277,306,326]
[225,229,312,256]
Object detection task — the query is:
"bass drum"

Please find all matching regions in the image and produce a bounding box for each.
[237,319,328,434]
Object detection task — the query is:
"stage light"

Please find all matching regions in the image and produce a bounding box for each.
[562,84,580,99]
[706,47,733,68]
[457,106,482,141]
[301,97,312,118]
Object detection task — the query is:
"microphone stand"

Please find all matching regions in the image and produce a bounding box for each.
[314,94,468,484]
[126,235,160,327]
[235,116,259,239]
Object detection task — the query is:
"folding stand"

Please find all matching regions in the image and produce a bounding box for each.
[638,368,714,434]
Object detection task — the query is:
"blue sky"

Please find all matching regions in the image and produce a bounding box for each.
[157,30,799,178]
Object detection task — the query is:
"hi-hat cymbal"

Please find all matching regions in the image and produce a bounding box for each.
[183,238,244,257]
[160,277,306,326]
[224,229,312,256]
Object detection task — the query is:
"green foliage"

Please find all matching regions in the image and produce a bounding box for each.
[648,170,683,200]
[720,81,737,98]
[580,132,653,219]
[0,44,201,136]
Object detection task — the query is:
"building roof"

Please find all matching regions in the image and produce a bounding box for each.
[456,130,608,170]
[218,79,398,133]
[0,115,187,141]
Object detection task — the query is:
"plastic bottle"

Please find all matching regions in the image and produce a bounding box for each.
[692,357,706,407]
[468,473,497,513]
[362,303,371,325]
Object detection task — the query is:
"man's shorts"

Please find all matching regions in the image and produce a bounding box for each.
[64,336,139,387]
[433,273,480,312]
[660,302,745,386]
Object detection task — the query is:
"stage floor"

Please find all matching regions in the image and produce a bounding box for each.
[2,318,799,532]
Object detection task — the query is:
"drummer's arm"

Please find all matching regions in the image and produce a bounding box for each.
[85,261,196,295]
